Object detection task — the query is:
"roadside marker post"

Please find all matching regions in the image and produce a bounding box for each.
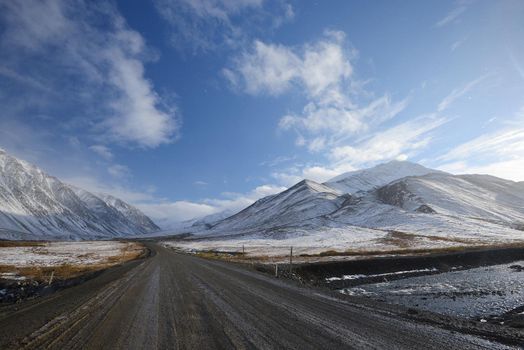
[48,271,54,286]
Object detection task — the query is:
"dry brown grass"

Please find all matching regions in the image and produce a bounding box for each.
[194,250,281,264]
[303,241,524,258]
[376,231,477,249]
[0,242,147,282]
[181,238,524,265]
[0,241,46,248]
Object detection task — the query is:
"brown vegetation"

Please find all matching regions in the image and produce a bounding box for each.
[303,241,524,258]
[0,241,46,247]
[0,242,147,282]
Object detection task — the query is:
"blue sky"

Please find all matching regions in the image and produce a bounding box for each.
[0,0,523,226]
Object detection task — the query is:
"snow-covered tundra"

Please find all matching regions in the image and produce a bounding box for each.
[0,241,145,281]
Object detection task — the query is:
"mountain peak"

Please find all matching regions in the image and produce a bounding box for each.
[0,149,159,239]
[325,160,441,194]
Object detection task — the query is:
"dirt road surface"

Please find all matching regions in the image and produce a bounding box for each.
[0,243,516,349]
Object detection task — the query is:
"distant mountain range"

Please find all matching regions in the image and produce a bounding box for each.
[2,147,523,243]
[189,160,524,240]
[0,149,159,240]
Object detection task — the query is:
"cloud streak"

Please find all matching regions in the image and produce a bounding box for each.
[0,0,178,148]
[154,0,293,54]
[435,3,468,28]
[438,106,524,181]
[437,74,488,112]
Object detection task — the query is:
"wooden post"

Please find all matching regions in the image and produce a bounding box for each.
[48,271,54,286]
[289,246,293,274]
[275,263,278,277]
[242,244,245,255]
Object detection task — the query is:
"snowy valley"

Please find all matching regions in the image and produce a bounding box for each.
[164,160,524,258]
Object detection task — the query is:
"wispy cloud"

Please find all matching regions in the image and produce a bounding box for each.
[89,145,113,161]
[271,163,356,185]
[107,164,131,179]
[66,172,286,225]
[259,155,296,167]
[226,30,409,154]
[137,184,286,225]
[437,74,489,112]
[226,29,455,185]
[225,30,352,98]
[438,106,524,181]
[509,51,524,81]
[154,0,293,54]
[435,2,469,28]
[329,115,448,167]
[0,0,178,148]
[450,36,468,52]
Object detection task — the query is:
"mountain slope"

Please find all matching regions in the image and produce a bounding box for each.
[203,161,524,245]
[0,149,159,239]
[324,160,441,194]
[375,173,524,226]
[211,180,345,233]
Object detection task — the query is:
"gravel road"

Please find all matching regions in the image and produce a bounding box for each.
[0,243,516,349]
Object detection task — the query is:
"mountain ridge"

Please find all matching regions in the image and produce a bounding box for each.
[199,160,524,241]
[0,149,159,240]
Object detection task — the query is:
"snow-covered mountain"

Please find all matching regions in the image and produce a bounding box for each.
[325,160,441,194]
[375,173,524,226]
[191,209,234,230]
[0,149,159,240]
[200,160,524,241]
[211,180,345,233]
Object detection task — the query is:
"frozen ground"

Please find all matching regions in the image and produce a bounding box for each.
[340,261,524,319]
[163,226,386,262]
[162,223,524,263]
[0,241,142,280]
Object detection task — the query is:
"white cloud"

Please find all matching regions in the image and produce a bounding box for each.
[0,0,178,148]
[435,4,468,28]
[194,180,208,186]
[228,31,409,155]
[232,30,451,187]
[271,171,303,186]
[280,95,408,148]
[89,145,113,160]
[227,30,352,98]
[259,155,296,167]
[329,115,448,166]
[107,164,131,179]
[302,166,344,183]
[138,201,218,224]
[204,184,286,213]
[272,163,356,185]
[509,51,524,81]
[103,49,177,147]
[268,114,447,186]
[68,173,286,226]
[154,0,292,53]
[0,65,53,93]
[229,40,301,95]
[438,159,524,182]
[437,75,488,112]
[450,36,468,52]
[437,107,524,181]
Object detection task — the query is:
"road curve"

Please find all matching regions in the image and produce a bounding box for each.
[0,243,514,349]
